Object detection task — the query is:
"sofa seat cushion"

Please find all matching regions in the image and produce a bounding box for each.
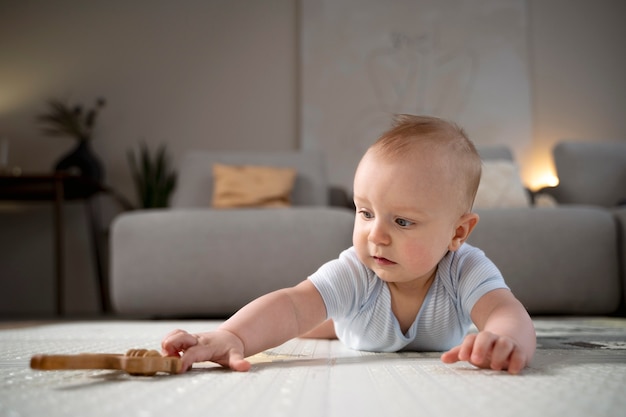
[469,206,621,315]
[110,207,355,317]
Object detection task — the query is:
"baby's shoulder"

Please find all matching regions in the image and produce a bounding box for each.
[439,244,501,282]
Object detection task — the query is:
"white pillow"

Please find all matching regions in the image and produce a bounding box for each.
[473,160,531,209]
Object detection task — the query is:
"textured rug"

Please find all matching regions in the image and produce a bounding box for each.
[0,317,624,417]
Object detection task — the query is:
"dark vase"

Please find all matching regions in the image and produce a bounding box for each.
[54,141,104,182]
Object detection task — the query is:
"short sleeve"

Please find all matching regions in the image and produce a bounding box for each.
[452,245,510,319]
[308,247,373,320]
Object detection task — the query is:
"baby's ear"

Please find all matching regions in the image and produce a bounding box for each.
[449,213,479,251]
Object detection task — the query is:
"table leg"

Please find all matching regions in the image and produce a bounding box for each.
[53,177,64,316]
[85,197,110,313]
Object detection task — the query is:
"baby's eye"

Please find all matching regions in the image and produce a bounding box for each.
[395,218,413,227]
[358,209,373,219]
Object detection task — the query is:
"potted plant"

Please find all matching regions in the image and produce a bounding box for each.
[127,142,177,208]
[37,97,106,181]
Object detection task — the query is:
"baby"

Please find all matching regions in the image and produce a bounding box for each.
[162,114,536,374]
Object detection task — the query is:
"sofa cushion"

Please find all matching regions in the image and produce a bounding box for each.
[212,164,297,208]
[474,160,530,209]
[552,141,626,207]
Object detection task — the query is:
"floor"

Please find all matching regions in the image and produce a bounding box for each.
[0,317,625,417]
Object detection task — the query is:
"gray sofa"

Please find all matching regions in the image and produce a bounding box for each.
[110,144,626,318]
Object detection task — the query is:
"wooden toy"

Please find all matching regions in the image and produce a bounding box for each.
[30,349,182,376]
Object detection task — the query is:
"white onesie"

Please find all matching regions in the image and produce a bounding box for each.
[308,244,509,352]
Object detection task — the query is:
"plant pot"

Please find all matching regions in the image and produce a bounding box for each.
[54,141,104,182]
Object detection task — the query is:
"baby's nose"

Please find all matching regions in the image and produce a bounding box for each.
[368,220,390,245]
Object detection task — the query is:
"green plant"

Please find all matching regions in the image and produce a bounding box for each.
[37,97,106,141]
[127,143,177,208]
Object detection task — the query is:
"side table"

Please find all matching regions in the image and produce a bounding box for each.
[0,173,132,315]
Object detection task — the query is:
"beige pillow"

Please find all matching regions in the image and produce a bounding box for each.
[212,163,297,208]
[473,160,531,209]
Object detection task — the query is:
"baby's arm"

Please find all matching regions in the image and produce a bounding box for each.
[299,319,337,339]
[441,288,536,374]
[161,280,327,372]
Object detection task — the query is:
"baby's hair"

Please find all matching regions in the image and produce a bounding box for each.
[369,114,482,212]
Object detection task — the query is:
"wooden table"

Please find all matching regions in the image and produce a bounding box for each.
[0,173,132,315]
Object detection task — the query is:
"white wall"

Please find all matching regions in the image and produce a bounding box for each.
[528,0,626,187]
[1,0,298,200]
[299,0,534,191]
[0,0,624,316]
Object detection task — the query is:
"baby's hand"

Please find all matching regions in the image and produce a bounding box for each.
[440,331,529,374]
[161,328,251,373]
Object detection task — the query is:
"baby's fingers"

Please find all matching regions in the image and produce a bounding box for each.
[441,333,479,364]
[445,332,498,369]
[440,345,462,364]
[441,332,529,374]
[161,329,199,357]
[457,333,479,362]
[489,337,516,371]
[505,348,528,375]
[178,343,250,373]
[468,331,499,367]
[227,350,252,372]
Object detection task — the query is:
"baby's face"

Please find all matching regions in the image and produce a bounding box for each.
[352,150,462,286]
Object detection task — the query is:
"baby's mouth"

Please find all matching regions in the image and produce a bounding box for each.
[373,256,396,266]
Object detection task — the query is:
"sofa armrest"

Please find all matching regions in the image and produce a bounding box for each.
[110,207,354,317]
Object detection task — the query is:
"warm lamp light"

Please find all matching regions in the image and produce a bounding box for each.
[527,171,559,191]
